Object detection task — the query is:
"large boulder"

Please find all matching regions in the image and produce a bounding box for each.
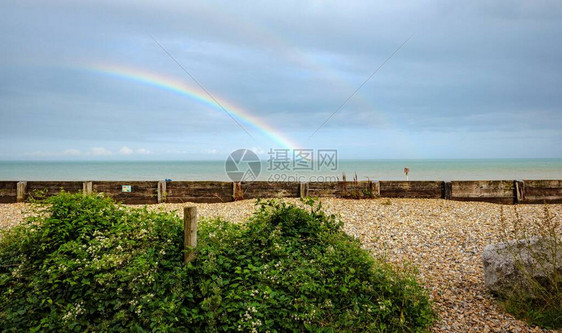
[482,237,562,297]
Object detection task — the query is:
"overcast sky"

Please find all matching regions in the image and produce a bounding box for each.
[1,0,561,160]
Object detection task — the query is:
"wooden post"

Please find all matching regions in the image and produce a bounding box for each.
[443,181,452,200]
[157,180,166,203]
[515,180,525,204]
[16,181,27,202]
[299,182,308,198]
[233,182,243,201]
[83,181,93,195]
[372,181,381,198]
[184,206,197,264]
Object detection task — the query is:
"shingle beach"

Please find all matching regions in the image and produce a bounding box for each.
[1,198,560,332]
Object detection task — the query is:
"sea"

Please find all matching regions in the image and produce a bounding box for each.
[0,159,561,181]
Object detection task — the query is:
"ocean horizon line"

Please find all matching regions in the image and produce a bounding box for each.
[1,157,561,163]
[1,159,561,182]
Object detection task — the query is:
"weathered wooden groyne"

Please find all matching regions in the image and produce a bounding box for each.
[1,180,561,204]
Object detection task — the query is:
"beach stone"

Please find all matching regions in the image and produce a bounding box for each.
[3,199,562,331]
[482,237,562,297]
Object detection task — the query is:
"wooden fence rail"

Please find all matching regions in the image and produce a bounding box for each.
[0,180,561,205]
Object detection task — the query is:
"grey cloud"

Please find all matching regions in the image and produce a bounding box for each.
[1,0,561,158]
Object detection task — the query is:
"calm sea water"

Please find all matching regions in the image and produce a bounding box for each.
[0,159,561,181]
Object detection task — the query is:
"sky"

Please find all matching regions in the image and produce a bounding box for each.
[1,0,561,160]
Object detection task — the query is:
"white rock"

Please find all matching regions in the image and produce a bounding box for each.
[482,237,562,297]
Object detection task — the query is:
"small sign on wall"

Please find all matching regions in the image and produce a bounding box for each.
[122,185,132,193]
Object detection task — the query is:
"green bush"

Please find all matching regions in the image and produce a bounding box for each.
[0,193,435,332]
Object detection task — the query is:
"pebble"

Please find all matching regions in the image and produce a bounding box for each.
[1,198,560,332]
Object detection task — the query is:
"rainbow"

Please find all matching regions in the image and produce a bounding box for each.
[85,63,299,150]
[188,3,395,135]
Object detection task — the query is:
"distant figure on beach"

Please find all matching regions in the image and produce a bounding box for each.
[404,167,410,181]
